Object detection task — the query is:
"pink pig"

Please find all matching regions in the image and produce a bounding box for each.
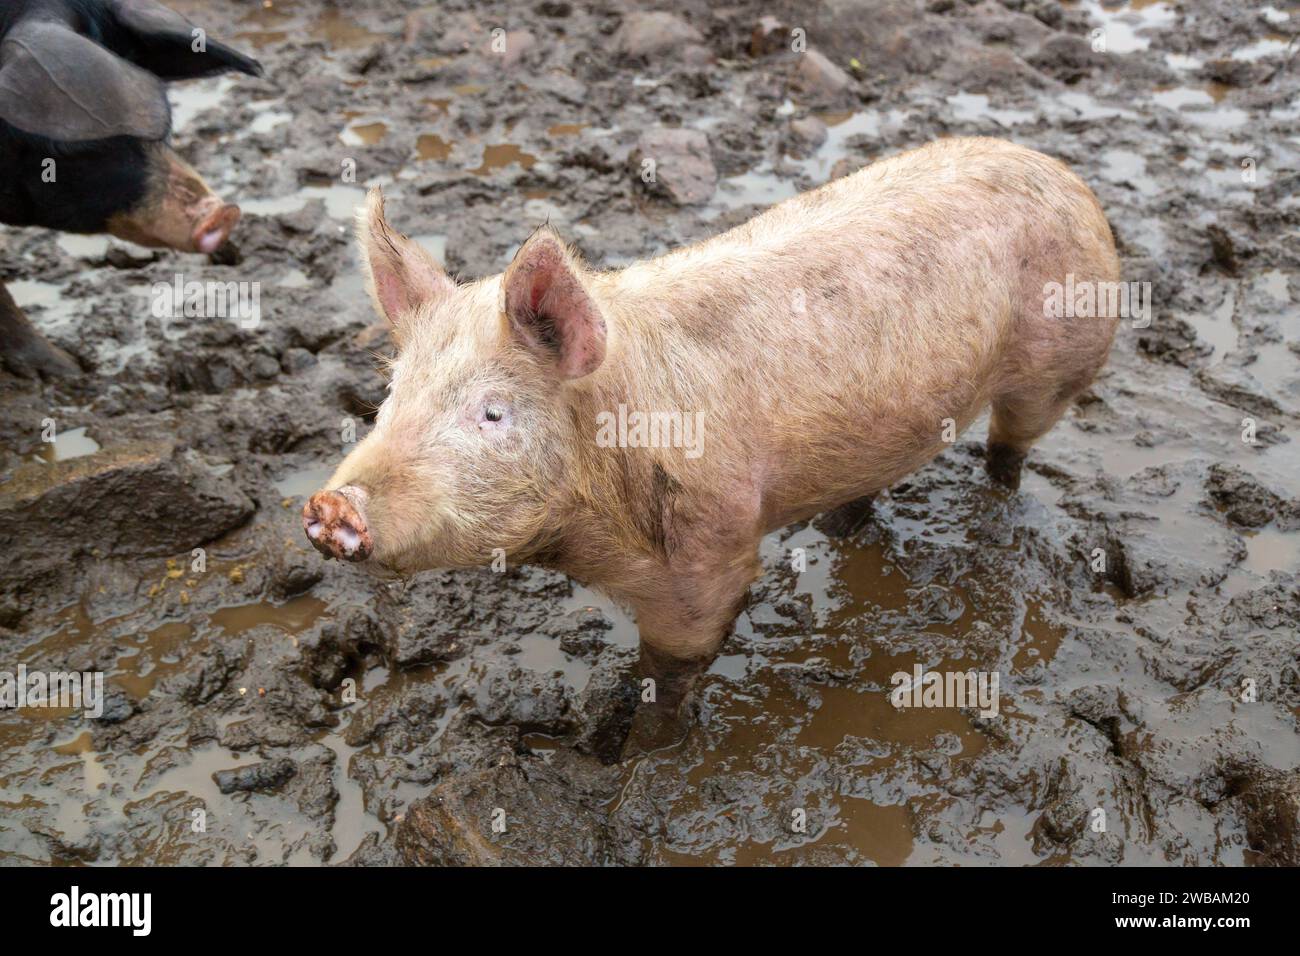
[304,137,1120,749]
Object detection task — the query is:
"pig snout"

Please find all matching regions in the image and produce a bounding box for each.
[105,145,243,254]
[190,197,241,254]
[303,487,373,562]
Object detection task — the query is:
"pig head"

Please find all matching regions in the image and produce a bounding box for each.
[303,189,606,572]
[0,0,262,253]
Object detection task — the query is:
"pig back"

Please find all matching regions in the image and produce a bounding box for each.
[599,137,1118,524]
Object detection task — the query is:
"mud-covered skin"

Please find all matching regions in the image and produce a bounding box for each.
[985,442,1028,491]
[304,486,374,561]
[1,0,1298,866]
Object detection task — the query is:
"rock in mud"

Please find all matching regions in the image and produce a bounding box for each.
[789,116,829,152]
[298,606,380,690]
[268,541,326,600]
[163,645,242,706]
[213,757,298,795]
[632,128,717,206]
[1221,579,1300,632]
[613,11,704,61]
[392,761,607,865]
[1193,365,1284,418]
[1205,463,1299,529]
[96,686,137,724]
[280,347,318,374]
[470,662,573,734]
[544,605,615,661]
[1025,0,1064,28]
[790,49,852,98]
[1027,34,1105,83]
[0,441,253,598]
[1203,57,1265,89]
[373,578,474,668]
[1137,316,1211,367]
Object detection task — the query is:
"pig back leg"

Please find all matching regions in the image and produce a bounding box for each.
[816,493,877,538]
[987,215,1121,489]
[987,320,1116,489]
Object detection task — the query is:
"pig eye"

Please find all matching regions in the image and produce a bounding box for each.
[476,399,511,431]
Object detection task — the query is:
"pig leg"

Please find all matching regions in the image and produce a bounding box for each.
[986,394,1074,490]
[622,542,762,756]
[986,321,1115,490]
[817,494,877,538]
[623,643,715,754]
[0,281,78,378]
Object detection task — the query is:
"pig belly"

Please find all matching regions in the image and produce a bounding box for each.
[639,137,1121,530]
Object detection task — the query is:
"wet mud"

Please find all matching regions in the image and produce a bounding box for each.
[1,0,1297,865]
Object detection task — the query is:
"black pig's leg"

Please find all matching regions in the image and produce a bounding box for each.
[0,282,78,378]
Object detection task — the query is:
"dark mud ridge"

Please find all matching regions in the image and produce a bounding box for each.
[2,0,1298,865]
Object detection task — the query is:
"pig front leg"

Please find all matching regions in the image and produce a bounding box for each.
[621,540,762,757]
[0,281,78,378]
[624,642,715,754]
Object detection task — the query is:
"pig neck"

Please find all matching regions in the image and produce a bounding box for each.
[524,265,763,586]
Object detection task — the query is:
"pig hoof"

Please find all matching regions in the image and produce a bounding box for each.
[985,442,1026,491]
[621,701,693,758]
[303,490,373,561]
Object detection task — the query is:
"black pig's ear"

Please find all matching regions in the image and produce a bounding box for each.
[0,20,170,142]
[357,188,455,333]
[106,0,264,79]
[502,228,607,379]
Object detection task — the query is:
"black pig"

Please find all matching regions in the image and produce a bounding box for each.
[0,0,262,376]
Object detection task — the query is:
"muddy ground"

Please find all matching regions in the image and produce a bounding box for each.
[1,0,1298,866]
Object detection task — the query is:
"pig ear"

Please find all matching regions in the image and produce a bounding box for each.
[106,0,264,79]
[356,188,455,330]
[502,229,607,379]
[0,21,170,142]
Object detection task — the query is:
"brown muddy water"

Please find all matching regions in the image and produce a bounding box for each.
[1,0,1298,866]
